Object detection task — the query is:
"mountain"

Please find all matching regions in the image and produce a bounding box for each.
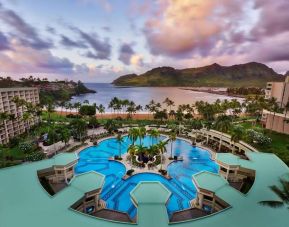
[113,62,284,88]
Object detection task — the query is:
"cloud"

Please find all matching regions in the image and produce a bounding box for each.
[46,26,57,35]
[70,26,111,60]
[118,43,135,65]
[251,0,289,38]
[130,54,144,67]
[0,31,10,50]
[143,0,246,57]
[60,35,87,49]
[0,39,74,74]
[0,3,53,49]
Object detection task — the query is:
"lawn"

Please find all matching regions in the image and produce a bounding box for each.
[236,122,289,166]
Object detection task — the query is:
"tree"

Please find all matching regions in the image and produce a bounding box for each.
[104,119,117,133]
[168,131,176,158]
[96,104,105,118]
[137,127,147,145]
[163,97,175,112]
[59,128,70,146]
[70,119,87,141]
[259,179,289,210]
[230,125,244,154]
[148,129,160,146]
[128,128,139,145]
[128,145,137,169]
[154,109,168,121]
[116,133,124,158]
[157,140,168,170]
[214,115,232,151]
[79,105,96,116]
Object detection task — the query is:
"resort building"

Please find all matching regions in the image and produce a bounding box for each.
[0,87,40,144]
[262,76,289,134]
[37,153,78,195]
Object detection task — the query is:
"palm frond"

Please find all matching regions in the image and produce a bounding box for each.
[270,185,288,202]
[259,200,284,208]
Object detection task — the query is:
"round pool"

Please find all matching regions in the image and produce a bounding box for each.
[75,135,218,218]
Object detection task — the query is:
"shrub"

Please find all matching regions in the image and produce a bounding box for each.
[127,169,134,176]
[79,105,96,116]
[26,151,46,161]
[19,142,33,153]
[246,129,272,145]
[159,169,167,175]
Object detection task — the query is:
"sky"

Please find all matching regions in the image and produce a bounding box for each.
[0,0,288,82]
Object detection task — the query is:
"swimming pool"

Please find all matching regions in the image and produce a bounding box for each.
[75,135,218,218]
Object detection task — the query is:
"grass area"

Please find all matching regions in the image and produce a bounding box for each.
[236,122,289,166]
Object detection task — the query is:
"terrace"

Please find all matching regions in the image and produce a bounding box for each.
[0,129,289,227]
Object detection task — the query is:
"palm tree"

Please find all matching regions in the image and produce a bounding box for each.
[128,128,139,145]
[163,97,175,112]
[116,133,124,158]
[259,179,289,209]
[59,128,70,147]
[137,127,147,145]
[215,115,232,151]
[168,131,176,158]
[230,125,244,154]
[148,129,160,145]
[128,144,137,169]
[96,104,105,118]
[70,119,87,142]
[157,140,168,170]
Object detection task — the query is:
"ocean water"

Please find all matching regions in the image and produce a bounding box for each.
[70,83,241,112]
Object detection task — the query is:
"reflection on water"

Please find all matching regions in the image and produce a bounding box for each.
[71,83,242,112]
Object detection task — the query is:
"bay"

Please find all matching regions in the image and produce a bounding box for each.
[70,83,242,112]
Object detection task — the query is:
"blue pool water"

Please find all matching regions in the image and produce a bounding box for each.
[75,136,219,218]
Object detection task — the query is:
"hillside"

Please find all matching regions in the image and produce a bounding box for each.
[0,77,96,103]
[113,62,284,87]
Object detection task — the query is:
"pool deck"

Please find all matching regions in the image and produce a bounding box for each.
[1,136,289,227]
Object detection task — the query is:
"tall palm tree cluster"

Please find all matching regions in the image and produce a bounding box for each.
[123,127,169,171]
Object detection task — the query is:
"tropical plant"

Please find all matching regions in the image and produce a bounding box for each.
[259,179,289,209]
[127,144,137,169]
[163,97,175,112]
[116,133,124,158]
[157,140,168,170]
[148,129,160,145]
[168,131,176,158]
[137,127,147,145]
[231,125,244,154]
[214,115,232,151]
[70,118,87,141]
[128,128,139,145]
[104,119,117,133]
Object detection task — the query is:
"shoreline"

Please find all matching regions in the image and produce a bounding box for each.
[180,88,245,98]
[56,111,157,120]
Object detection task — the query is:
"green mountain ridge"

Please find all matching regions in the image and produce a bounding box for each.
[112,62,285,88]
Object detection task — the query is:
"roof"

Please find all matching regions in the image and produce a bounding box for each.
[216,153,241,166]
[130,181,171,205]
[53,153,78,166]
[0,151,289,227]
[193,171,228,192]
[70,171,104,193]
[0,87,38,92]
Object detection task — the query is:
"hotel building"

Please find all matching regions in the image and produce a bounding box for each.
[0,87,40,144]
[262,76,289,134]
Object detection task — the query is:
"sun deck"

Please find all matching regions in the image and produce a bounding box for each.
[0,149,289,227]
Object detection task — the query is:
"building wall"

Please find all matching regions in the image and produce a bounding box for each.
[0,87,40,144]
[265,113,289,135]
